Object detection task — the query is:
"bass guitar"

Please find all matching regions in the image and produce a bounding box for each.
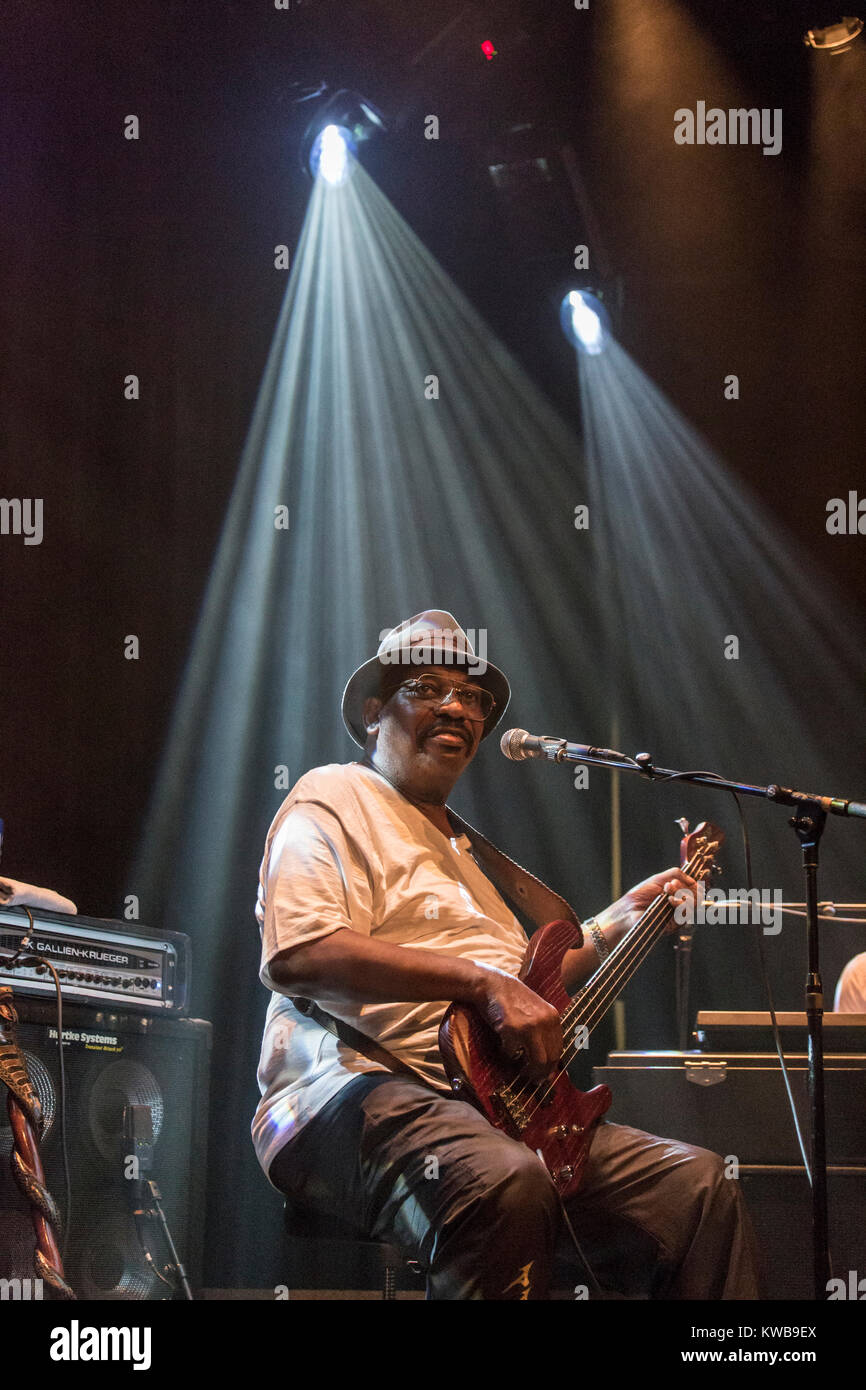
[438,820,723,1201]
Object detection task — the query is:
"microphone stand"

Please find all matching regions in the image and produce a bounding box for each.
[675,920,695,1054]
[514,735,866,1301]
[122,1103,194,1300]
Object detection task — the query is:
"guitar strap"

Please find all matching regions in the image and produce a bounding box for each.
[447,810,583,937]
[290,996,439,1088]
[292,810,583,1087]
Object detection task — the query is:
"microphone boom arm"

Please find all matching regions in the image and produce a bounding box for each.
[499,728,866,819]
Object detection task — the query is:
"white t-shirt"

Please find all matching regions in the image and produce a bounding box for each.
[251,761,528,1184]
[835,953,866,1012]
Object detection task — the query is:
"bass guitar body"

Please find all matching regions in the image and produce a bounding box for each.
[439,820,723,1203]
[439,918,612,1202]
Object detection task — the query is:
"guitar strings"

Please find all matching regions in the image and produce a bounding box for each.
[561,846,714,1055]
[500,843,715,1121]
[507,843,713,1117]
[524,843,714,1113]
[501,899,674,1116]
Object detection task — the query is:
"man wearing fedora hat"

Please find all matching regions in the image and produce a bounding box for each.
[252,611,759,1300]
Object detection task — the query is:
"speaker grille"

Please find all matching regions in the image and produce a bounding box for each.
[0,1051,57,1159]
[87,1060,164,1161]
[0,1004,209,1298]
[75,1208,164,1300]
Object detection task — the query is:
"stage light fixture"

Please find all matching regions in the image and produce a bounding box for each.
[560,289,611,355]
[309,123,355,184]
[299,88,386,182]
[803,14,863,51]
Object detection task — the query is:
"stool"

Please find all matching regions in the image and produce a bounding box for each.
[283,1199,423,1300]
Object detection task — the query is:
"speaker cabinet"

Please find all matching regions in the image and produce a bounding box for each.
[0,998,210,1299]
[739,1169,866,1301]
[593,1049,866,1300]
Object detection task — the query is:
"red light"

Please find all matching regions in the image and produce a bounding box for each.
[481,40,497,61]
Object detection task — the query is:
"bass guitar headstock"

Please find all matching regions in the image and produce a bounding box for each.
[676,818,725,882]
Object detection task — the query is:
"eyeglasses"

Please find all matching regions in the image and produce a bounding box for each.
[396,674,496,721]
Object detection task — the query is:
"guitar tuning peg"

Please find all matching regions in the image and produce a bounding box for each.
[711,863,723,878]
[676,817,690,834]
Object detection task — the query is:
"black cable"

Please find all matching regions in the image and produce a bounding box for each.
[132,1200,179,1295]
[721,790,813,1184]
[629,768,815,1183]
[596,759,828,1278]
[558,1197,604,1297]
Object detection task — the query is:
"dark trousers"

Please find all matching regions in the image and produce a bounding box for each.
[270,1073,762,1301]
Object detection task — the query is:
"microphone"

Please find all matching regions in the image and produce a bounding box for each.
[499,728,626,764]
[500,729,565,761]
